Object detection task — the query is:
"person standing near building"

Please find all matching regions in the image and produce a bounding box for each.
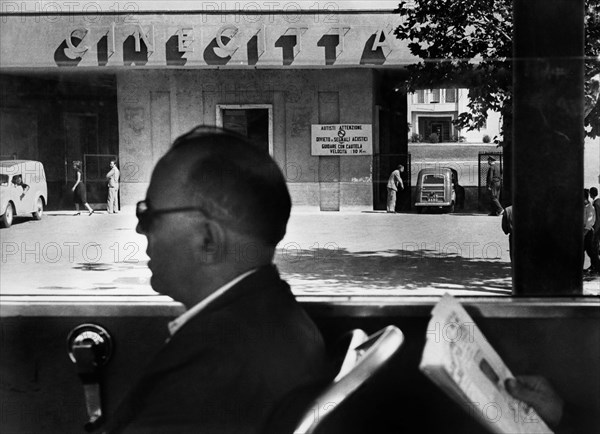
[586,187,600,274]
[386,164,404,213]
[106,159,120,214]
[583,189,597,273]
[72,160,94,216]
[501,205,513,262]
[486,156,504,216]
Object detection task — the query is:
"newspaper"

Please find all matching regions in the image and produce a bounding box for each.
[419,294,552,433]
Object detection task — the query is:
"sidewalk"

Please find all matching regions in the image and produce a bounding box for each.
[1,208,598,298]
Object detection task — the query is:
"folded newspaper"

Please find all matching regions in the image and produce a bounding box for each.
[419,294,552,433]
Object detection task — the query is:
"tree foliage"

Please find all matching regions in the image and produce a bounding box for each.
[394,0,600,138]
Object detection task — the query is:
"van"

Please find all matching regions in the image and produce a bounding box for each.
[414,167,458,213]
[0,160,48,228]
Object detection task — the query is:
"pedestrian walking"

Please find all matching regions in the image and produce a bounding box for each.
[586,187,600,274]
[106,159,120,214]
[486,156,504,216]
[386,164,404,213]
[583,189,597,272]
[72,160,94,216]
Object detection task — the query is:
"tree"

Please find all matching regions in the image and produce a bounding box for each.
[394,0,600,140]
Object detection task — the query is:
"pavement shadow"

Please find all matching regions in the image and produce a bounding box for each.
[1,217,30,227]
[275,247,512,294]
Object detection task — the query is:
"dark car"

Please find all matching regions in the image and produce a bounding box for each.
[415,167,458,213]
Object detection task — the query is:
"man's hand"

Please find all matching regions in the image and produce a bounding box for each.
[505,376,564,428]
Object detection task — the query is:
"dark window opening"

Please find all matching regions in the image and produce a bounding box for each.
[222,108,269,153]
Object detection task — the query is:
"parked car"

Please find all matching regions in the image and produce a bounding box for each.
[0,160,47,228]
[414,167,458,213]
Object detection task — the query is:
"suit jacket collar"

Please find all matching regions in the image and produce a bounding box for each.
[144,264,286,376]
[204,264,283,313]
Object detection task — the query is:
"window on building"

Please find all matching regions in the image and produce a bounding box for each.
[445,88,457,103]
[430,89,440,103]
[416,89,425,103]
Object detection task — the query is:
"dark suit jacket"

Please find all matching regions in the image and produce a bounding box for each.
[593,198,600,234]
[104,265,329,434]
[486,163,502,187]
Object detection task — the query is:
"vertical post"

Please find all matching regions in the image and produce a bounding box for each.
[513,0,585,294]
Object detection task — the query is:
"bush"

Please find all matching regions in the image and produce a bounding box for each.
[428,133,439,143]
[483,134,491,143]
[411,132,421,143]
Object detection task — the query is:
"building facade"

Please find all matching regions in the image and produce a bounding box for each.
[407,88,501,143]
[1,7,420,211]
[4,4,592,212]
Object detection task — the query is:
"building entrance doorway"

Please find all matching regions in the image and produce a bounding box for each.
[216,104,273,154]
[373,106,410,211]
[418,116,453,142]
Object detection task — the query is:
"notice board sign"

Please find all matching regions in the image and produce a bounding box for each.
[311,124,373,156]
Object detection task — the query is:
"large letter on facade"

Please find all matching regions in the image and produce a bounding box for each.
[371,27,393,58]
[64,28,90,59]
[134,24,155,56]
[213,25,239,58]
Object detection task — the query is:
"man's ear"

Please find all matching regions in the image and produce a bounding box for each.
[193,219,225,264]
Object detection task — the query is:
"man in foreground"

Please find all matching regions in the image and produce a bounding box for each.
[104,126,328,433]
[103,127,568,434]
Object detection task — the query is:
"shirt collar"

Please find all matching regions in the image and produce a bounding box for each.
[167,268,257,337]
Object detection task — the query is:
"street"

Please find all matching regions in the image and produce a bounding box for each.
[1,208,598,297]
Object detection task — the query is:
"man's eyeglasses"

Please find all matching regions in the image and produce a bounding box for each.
[136,200,211,232]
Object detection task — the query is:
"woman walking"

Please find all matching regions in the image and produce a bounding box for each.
[72,160,94,216]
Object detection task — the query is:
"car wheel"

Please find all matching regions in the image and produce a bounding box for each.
[449,201,455,213]
[1,203,14,228]
[417,207,423,214]
[32,197,44,220]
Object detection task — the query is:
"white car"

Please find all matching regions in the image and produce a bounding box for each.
[0,160,47,228]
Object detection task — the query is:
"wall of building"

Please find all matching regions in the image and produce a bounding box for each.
[117,68,376,209]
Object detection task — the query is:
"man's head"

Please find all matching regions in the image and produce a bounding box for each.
[136,126,291,307]
[109,160,117,168]
[590,187,598,199]
[584,188,590,204]
[397,164,404,172]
